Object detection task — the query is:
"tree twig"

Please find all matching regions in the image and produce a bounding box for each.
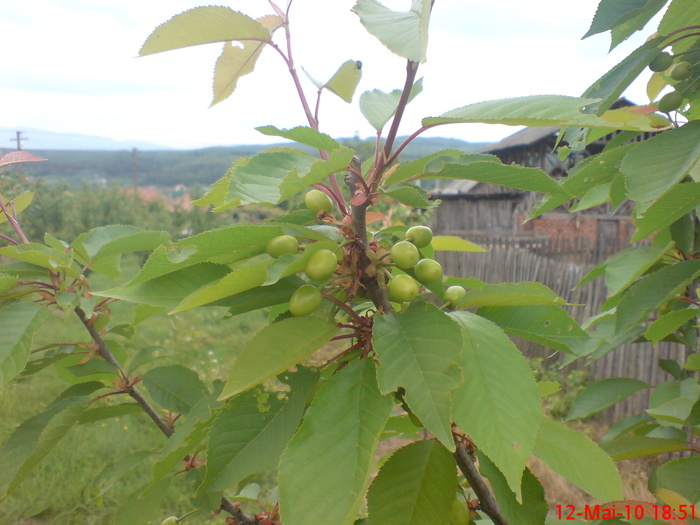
[453,440,509,525]
[73,305,260,524]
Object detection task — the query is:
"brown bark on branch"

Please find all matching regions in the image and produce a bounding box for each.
[73,306,260,524]
[453,441,509,525]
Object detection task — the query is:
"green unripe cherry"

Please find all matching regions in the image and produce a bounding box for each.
[649,51,673,72]
[160,518,179,525]
[388,274,419,303]
[405,225,433,248]
[444,285,467,308]
[391,241,420,270]
[304,249,338,281]
[657,91,683,113]
[305,189,334,214]
[670,61,693,81]
[413,258,443,283]
[266,235,298,258]
[289,285,323,316]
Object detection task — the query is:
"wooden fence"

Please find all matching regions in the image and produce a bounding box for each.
[436,244,690,422]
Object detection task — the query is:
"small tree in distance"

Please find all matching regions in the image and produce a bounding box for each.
[1,1,698,524]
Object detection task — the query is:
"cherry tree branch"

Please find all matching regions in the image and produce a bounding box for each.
[73,305,259,524]
[381,60,420,166]
[453,440,509,525]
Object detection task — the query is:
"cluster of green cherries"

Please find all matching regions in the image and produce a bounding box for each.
[265,189,467,317]
[386,227,466,309]
[649,50,697,113]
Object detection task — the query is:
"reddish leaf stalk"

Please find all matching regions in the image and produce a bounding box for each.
[0,196,30,244]
[380,60,420,169]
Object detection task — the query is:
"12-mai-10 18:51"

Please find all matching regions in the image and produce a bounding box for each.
[556,503,696,521]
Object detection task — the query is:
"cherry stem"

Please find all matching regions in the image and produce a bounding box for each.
[321,292,364,324]
[678,297,700,307]
[388,124,439,167]
[0,232,19,245]
[0,196,29,243]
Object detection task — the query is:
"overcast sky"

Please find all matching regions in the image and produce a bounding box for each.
[1,0,658,150]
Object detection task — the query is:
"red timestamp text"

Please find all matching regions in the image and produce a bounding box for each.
[556,503,697,521]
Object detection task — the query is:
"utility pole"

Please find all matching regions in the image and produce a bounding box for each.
[132,148,139,203]
[11,131,25,151]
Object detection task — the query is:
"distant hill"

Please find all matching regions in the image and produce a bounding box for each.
[0,127,171,151]
[1,135,491,188]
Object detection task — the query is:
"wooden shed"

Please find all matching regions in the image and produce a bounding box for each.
[431,123,640,260]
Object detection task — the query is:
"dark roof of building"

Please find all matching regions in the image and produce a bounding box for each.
[476,125,560,154]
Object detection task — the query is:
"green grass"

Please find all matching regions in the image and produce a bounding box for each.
[0,257,267,524]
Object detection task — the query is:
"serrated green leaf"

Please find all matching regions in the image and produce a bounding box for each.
[649,456,700,504]
[534,417,623,501]
[684,353,700,371]
[279,147,355,201]
[142,365,209,414]
[219,316,338,400]
[646,307,698,344]
[91,450,153,502]
[632,183,700,242]
[78,404,142,424]
[0,302,48,390]
[384,149,467,186]
[431,235,486,252]
[279,361,392,525]
[476,452,548,525]
[583,0,664,39]
[373,301,463,450]
[214,147,354,207]
[456,281,565,308]
[352,0,431,63]
[113,478,171,525]
[72,225,169,261]
[360,77,423,130]
[477,305,588,354]
[139,6,270,56]
[214,275,305,315]
[0,274,18,295]
[419,156,564,195]
[211,15,281,106]
[538,381,561,397]
[582,37,665,115]
[99,262,232,308]
[600,414,654,442]
[622,122,700,213]
[325,60,363,103]
[0,191,33,225]
[423,95,661,131]
[367,440,456,525]
[202,367,317,493]
[148,389,222,491]
[608,0,667,49]
[562,144,637,200]
[569,182,612,212]
[0,395,90,499]
[578,242,672,297]
[255,125,343,152]
[171,262,269,313]
[382,183,436,209]
[449,311,541,499]
[615,259,700,333]
[567,378,649,420]
[599,435,688,460]
[0,243,80,277]
[658,0,700,54]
